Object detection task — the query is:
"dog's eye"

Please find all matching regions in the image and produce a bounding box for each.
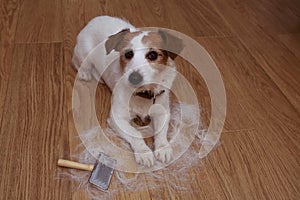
[146,51,158,61]
[125,50,134,59]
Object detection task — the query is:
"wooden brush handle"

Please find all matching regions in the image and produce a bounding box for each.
[57,159,94,172]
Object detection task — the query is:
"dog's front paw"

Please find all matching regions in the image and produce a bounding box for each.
[154,143,173,163]
[134,151,155,167]
[78,70,92,81]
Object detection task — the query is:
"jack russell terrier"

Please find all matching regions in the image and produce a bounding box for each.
[72,16,183,167]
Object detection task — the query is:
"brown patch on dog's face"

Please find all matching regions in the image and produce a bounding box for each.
[141,31,183,67]
[105,29,142,71]
[142,32,168,68]
[142,32,164,49]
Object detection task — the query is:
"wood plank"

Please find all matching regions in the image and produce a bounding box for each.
[278,33,300,60]
[84,0,107,24]
[194,37,255,132]
[207,130,300,199]
[84,0,174,31]
[239,33,300,112]
[197,36,300,155]
[0,43,71,200]
[147,151,227,200]
[173,58,211,130]
[164,0,233,37]
[15,0,62,43]
[210,0,300,112]
[62,0,84,128]
[172,57,249,133]
[86,0,233,37]
[61,1,88,199]
[0,44,14,127]
[244,0,300,34]
[211,0,300,35]
[0,0,20,44]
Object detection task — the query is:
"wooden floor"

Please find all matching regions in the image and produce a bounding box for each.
[0,0,299,199]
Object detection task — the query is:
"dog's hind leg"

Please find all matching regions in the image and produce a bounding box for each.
[72,51,93,81]
[76,60,93,81]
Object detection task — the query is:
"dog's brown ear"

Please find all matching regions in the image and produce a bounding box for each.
[105,29,130,55]
[158,30,184,59]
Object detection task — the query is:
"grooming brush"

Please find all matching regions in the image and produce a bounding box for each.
[58,153,117,190]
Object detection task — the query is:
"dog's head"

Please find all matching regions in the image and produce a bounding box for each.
[105,29,183,94]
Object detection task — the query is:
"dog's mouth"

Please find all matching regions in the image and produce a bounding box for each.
[134,89,165,101]
[134,90,155,99]
[133,84,157,99]
[133,83,166,102]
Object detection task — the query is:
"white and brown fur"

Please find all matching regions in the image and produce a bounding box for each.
[72,16,183,167]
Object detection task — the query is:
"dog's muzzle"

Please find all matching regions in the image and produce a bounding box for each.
[129,71,143,86]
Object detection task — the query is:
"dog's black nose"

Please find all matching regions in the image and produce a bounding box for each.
[129,71,143,85]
